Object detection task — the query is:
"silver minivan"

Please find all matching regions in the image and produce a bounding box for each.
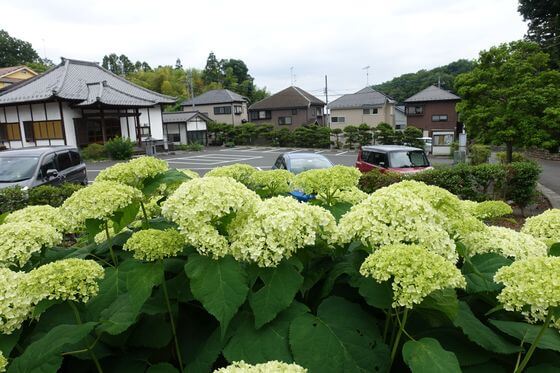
[0,146,88,189]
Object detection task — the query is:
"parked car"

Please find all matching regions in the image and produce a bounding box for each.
[418,137,433,154]
[355,145,432,174]
[0,146,88,190]
[272,152,333,174]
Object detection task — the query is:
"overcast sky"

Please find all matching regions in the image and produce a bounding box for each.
[3,0,527,100]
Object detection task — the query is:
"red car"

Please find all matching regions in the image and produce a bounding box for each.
[355,145,432,174]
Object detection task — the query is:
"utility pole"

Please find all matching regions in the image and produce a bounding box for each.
[363,66,371,86]
[188,71,195,110]
[324,75,329,128]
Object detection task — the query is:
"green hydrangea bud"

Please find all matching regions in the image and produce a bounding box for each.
[124,229,185,261]
[95,156,168,188]
[206,163,257,186]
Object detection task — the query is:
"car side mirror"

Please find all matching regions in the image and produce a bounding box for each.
[379,162,385,167]
[45,169,59,179]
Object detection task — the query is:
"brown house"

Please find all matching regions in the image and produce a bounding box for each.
[404,85,461,137]
[248,86,325,128]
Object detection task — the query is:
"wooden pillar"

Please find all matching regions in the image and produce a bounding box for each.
[15,105,24,147]
[100,106,107,144]
[125,109,131,139]
[135,108,141,146]
[29,104,37,147]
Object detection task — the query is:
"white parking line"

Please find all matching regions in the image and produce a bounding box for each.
[314,150,327,154]
[335,151,349,156]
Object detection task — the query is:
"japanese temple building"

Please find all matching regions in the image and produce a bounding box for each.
[0,58,176,149]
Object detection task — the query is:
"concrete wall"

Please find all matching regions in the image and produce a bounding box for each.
[181,102,248,125]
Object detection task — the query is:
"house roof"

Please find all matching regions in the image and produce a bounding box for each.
[181,89,247,106]
[0,58,176,107]
[404,85,460,103]
[327,87,395,110]
[249,86,325,110]
[0,66,36,78]
[162,110,212,123]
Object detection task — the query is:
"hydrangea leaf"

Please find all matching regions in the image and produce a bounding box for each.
[289,296,389,373]
[323,201,352,222]
[357,277,393,309]
[488,320,560,352]
[549,242,560,257]
[146,362,179,373]
[402,338,461,373]
[142,169,190,196]
[8,322,96,373]
[224,302,309,363]
[184,327,223,373]
[185,254,249,333]
[111,201,140,234]
[0,328,21,356]
[526,364,560,372]
[249,261,304,328]
[418,289,459,320]
[462,253,512,293]
[128,314,173,349]
[452,301,520,354]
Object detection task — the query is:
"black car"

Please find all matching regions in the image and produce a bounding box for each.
[0,146,88,189]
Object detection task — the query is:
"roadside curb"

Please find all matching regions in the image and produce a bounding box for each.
[537,182,560,209]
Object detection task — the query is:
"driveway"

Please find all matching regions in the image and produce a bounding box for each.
[531,157,560,196]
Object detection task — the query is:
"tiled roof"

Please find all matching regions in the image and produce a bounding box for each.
[404,85,460,103]
[328,87,394,109]
[162,111,211,123]
[181,89,247,106]
[249,86,324,110]
[0,58,176,106]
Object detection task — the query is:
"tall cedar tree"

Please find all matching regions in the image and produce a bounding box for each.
[518,0,560,67]
[455,41,560,161]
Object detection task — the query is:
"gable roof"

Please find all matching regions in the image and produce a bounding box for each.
[0,58,176,107]
[162,110,211,123]
[404,85,460,103]
[0,66,37,78]
[328,87,395,110]
[181,89,247,106]
[249,86,324,110]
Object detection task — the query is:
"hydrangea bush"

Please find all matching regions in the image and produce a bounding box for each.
[0,158,558,373]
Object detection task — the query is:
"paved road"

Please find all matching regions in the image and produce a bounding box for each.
[85,146,455,180]
[532,157,560,195]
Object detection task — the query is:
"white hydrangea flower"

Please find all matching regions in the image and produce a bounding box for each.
[360,244,466,308]
[316,187,368,206]
[162,177,260,258]
[5,205,65,232]
[213,360,307,373]
[229,196,336,267]
[462,226,548,260]
[293,165,361,205]
[0,222,62,268]
[205,163,257,186]
[495,257,560,327]
[336,184,458,262]
[522,209,560,247]
[248,169,294,197]
[464,200,513,220]
[123,229,185,261]
[0,350,7,372]
[95,156,168,187]
[179,169,200,179]
[0,268,33,335]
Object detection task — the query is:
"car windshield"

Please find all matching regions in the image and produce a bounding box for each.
[388,151,429,168]
[289,157,332,174]
[0,156,39,182]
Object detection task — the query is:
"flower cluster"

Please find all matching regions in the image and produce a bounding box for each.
[124,229,185,261]
[229,196,336,267]
[522,209,560,247]
[0,351,6,372]
[5,205,64,232]
[180,169,200,179]
[22,259,104,303]
[0,268,33,334]
[360,244,466,308]
[248,169,294,197]
[95,156,169,187]
[0,222,62,268]
[495,257,560,327]
[462,226,548,260]
[205,163,257,186]
[60,181,142,232]
[293,165,361,204]
[336,185,457,262]
[470,200,512,220]
[214,361,307,373]
[162,177,260,258]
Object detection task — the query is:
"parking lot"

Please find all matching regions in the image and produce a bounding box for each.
[85,146,452,180]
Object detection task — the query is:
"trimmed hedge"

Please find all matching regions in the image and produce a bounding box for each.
[0,183,84,214]
[359,161,541,207]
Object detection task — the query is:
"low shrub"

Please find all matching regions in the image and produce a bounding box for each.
[105,136,134,160]
[0,187,27,214]
[496,151,526,163]
[81,143,107,161]
[28,183,84,207]
[469,144,491,165]
[224,141,235,148]
[358,169,402,193]
[503,161,541,208]
[175,143,204,151]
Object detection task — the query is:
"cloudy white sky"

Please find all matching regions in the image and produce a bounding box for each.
[3,0,527,100]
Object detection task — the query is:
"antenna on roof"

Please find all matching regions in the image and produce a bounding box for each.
[363,66,371,86]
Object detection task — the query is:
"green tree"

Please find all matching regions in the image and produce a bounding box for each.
[374,123,396,145]
[455,40,560,161]
[343,125,360,149]
[357,124,373,146]
[331,128,343,148]
[402,126,424,148]
[0,29,40,67]
[518,0,560,66]
[203,52,223,85]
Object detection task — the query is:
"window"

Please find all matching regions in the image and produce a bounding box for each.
[278,116,292,125]
[23,121,64,141]
[69,151,82,167]
[0,123,21,141]
[433,134,454,146]
[431,114,448,122]
[363,108,378,115]
[167,133,181,143]
[234,105,243,115]
[258,111,270,119]
[388,151,430,168]
[139,126,151,136]
[39,154,56,179]
[250,111,259,120]
[214,106,232,115]
[406,106,424,115]
[292,109,298,115]
[363,151,387,166]
[331,117,345,123]
[56,151,73,171]
[316,107,322,116]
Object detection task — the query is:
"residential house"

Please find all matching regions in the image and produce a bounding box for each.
[395,105,407,130]
[181,89,248,125]
[327,87,397,129]
[404,85,461,155]
[0,58,175,149]
[248,86,325,128]
[162,111,210,145]
[0,66,37,91]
